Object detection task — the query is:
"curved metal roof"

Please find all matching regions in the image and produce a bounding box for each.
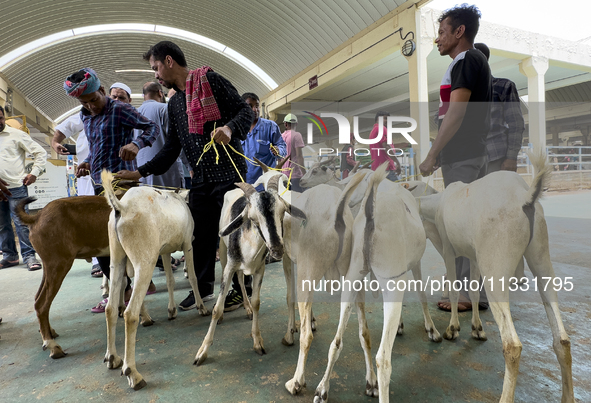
[0,0,406,121]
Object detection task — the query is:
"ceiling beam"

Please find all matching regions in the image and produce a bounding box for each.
[0,75,55,135]
[261,1,422,115]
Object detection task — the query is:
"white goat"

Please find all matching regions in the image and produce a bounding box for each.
[283,172,367,395]
[417,154,574,403]
[194,177,306,364]
[101,171,209,391]
[313,163,441,403]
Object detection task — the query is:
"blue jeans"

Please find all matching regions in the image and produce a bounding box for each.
[0,185,36,261]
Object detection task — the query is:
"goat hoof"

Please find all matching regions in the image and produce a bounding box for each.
[285,379,304,395]
[281,336,294,346]
[365,380,379,397]
[443,326,459,340]
[198,306,210,317]
[106,354,123,369]
[141,318,155,327]
[254,346,266,356]
[194,352,207,366]
[168,307,177,320]
[471,330,487,341]
[397,321,404,335]
[50,346,67,359]
[311,318,317,332]
[132,379,147,391]
[216,316,223,325]
[427,328,443,343]
[247,311,253,321]
[313,389,329,403]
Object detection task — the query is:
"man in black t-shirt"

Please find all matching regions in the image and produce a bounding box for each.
[419,4,491,311]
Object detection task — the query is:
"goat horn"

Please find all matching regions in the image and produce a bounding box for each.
[360,160,373,170]
[253,157,269,173]
[319,156,336,167]
[268,175,281,192]
[236,182,257,198]
[276,154,291,170]
[350,161,361,174]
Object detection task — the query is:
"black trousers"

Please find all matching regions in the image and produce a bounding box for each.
[189,178,251,297]
[94,186,131,291]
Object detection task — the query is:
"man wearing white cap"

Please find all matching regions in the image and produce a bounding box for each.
[109,82,132,104]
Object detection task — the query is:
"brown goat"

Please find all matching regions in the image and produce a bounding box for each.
[16,195,112,358]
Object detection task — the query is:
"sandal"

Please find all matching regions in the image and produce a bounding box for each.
[91,298,129,313]
[91,264,103,278]
[437,297,488,312]
[25,258,42,271]
[0,258,19,269]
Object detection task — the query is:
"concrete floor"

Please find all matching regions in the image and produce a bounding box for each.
[0,191,589,402]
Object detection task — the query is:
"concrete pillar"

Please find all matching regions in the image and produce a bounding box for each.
[580,126,589,146]
[551,126,560,146]
[407,8,434,180]
[519,56,549,153]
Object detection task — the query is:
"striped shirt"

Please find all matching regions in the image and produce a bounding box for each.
[486,77,525,162]
[81,97,158,186]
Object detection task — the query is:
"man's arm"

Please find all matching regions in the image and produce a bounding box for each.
[17,131,47,185]
[419,88,471,175]
[126,102,183,180]
[502,81,525,171]
[208,72,254,144]
[51,130,70,155]
[271,123,287,158]
[293,132,306,174]
[119,104,159,160]
[0,178,12,201]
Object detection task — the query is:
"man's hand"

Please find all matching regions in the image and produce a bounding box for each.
[23,174,37,186]
[500,158,518,172]
[270,144,279,156]
[114,170,142,181]
[52,141,70,155]
[119,143,139,161]
[419,154,440,177]
[211,126,232,145]
[0,178,12,201]
[76,162,90,177]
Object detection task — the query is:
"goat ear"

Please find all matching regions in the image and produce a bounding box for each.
[220,208,249,237]
[407,185,418,192]
[282,198,307,221]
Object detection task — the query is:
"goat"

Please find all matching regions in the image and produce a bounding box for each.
[16,195,116,359]
[194,177,306,364]
[417,153,574,403]
[100,170,208,391]
[283,172,367,395]
[313,163,441,402]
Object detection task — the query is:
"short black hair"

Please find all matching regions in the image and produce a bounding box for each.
[0,105,4,116]
[438,4,482,44]
[67,69,87,84]
[474,43,490,61]
[143,41,187,68]
[143,82,163,96]
[242,92,259,102]
[374,110,390,122]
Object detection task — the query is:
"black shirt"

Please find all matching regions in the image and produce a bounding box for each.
[138,72,253,183]
[438,49,492,164]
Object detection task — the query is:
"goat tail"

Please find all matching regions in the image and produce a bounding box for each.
[524,151,552,208]
[15,197,40,225]
[361,162,388,276]
[100,170,123,213]
[334,169,368,261]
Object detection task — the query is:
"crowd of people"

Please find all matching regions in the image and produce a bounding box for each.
[1,4,528,317]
